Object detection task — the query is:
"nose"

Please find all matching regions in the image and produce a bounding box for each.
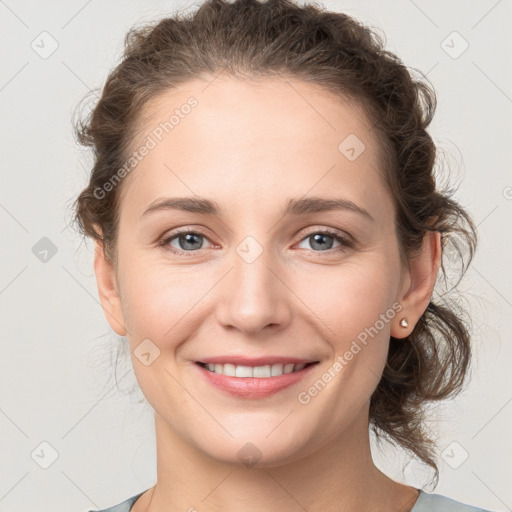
[214,245,292,336]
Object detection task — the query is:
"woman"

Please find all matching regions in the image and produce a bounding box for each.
[73,0,492,510]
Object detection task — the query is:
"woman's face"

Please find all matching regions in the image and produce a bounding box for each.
[97,75,417,466]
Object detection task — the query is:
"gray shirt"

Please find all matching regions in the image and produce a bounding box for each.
[87,489,494,511]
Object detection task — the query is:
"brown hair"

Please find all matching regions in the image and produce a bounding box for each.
[73,0,477,484]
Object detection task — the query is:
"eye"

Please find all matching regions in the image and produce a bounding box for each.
[295,229,353,253]
[160,227,353,256]
[160,229,213,255]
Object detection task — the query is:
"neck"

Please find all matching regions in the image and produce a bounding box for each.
[136,409,418,512]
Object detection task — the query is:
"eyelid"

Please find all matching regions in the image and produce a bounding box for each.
[293,228,355,254]
[159,227,215,252]
[295,225,354,244]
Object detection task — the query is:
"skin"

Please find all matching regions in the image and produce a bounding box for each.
[94,74,441,512]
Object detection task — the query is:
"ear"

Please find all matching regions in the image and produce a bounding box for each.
[93,240,127,336]
[391,230,442,339]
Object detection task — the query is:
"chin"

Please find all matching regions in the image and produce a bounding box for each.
[195,430,316,469]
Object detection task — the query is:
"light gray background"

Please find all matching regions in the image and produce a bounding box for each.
[1,1,511,511]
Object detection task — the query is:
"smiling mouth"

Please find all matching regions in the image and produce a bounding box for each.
[196,361,318,378]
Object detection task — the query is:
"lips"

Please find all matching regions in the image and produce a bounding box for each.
[194,356,320,398]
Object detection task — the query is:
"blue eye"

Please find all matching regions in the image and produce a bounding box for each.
[160,228,353,256]
[162,230,211,254]
[297,230,351,252]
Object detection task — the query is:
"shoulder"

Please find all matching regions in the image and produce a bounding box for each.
[85,490,147,512]
[413,490,495,512]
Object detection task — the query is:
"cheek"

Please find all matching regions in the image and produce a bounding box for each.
[117,254,212,343]
[117,257,202,407]
[290,257,401,400]
[294,258,400,343]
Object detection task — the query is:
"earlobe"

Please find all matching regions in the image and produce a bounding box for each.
[93,240,127,336]
[391,231,442,339]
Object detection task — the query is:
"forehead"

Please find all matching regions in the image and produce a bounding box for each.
[119,75,392,221]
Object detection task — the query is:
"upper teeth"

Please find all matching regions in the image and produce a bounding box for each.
[205,363,307,378]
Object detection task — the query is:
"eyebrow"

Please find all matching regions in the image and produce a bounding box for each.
[140,196,374,222]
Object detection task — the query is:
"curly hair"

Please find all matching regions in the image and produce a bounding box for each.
[72,0,478,484]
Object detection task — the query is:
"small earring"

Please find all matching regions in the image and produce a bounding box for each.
[399,318,409,328]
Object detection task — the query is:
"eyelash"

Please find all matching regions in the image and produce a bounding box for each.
[159,227,354,257]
